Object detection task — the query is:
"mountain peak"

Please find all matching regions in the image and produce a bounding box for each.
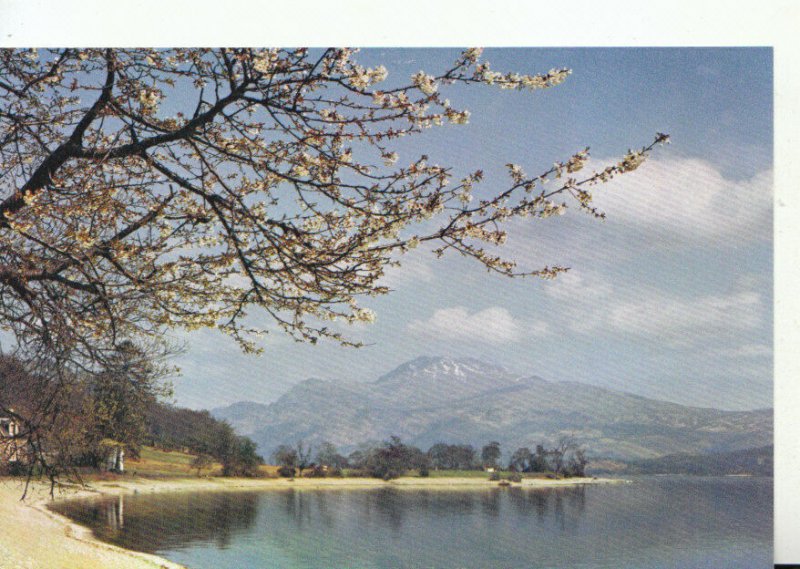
[376,356,508,383]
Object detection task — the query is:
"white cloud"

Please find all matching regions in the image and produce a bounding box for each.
[407,306,540,345]
[543,270,765,344]
[544,270,613,303]
[608,290,763,342]
[379,251,435,289]
[489,156,771,277]
[528,320,551,337]
[594,157,772,245]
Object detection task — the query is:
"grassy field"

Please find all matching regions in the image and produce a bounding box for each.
[427,470,554,479]
[427,469,491,478]
[127,447,219,477]
[127,447,279,478]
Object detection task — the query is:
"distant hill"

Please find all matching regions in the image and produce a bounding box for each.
[212,356,772,461]
[618,445,773,476]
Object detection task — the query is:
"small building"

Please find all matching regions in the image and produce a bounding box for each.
[0,413,22,463]
[101,439,125,473]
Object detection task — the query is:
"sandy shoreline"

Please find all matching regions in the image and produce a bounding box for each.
[0,475,624,569]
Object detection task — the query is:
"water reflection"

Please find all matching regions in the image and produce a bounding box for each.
[109,494,124,530]
[55,490,260,552]
[51,478,772,569]
[506,485,586,531]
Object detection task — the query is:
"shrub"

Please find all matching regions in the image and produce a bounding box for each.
[277,465,295,478]
[489,471,501,481]
[345,468,371,478]
[304,465,327,478]
[0,461,27,476]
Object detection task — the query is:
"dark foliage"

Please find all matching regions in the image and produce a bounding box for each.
[145,401,263,476]
[481,441,502,468]
[315,441,350,470]
[427,443,478,470]
[354,436,429,480]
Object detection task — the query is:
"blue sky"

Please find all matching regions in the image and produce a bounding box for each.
[171,48,773,411]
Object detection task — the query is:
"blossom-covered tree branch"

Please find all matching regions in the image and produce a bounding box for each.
[0,47,669,369]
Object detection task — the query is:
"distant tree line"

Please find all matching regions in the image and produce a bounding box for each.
[271,436,588,481]
[624,445,772,477]
[506,439,588,477]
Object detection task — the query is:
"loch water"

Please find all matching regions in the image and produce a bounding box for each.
[52,476,772,569]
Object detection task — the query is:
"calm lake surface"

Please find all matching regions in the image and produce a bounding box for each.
[52,476,772,569]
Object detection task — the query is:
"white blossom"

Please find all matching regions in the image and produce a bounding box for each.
[412,71,438,96]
